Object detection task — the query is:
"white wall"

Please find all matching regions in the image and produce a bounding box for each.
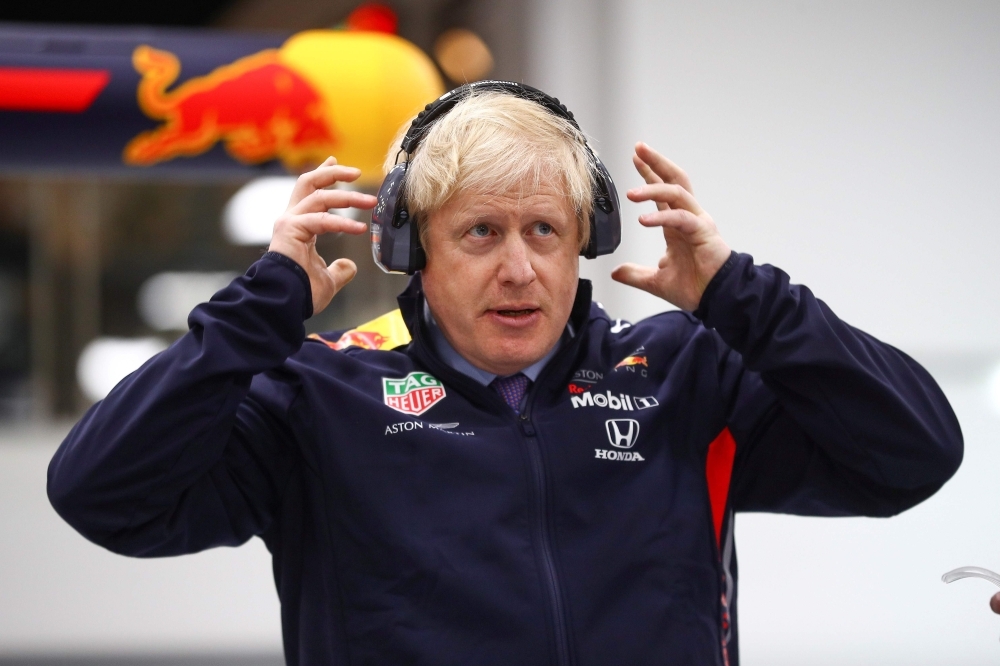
[529,1,1000,663]
[531,0,1000,355]
[736,378,1000,665]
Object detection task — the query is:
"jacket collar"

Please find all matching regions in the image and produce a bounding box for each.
[395,273,595,415]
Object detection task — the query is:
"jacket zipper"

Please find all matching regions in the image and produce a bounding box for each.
[519,393,573,666]
[406,304,581,665]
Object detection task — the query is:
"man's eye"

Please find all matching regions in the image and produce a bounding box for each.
[469,224,490,238]
[534,222,554,236]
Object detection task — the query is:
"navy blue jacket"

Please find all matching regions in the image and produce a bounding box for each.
[48,251,963,666]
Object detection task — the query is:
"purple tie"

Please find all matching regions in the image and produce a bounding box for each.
[491,373,530,411]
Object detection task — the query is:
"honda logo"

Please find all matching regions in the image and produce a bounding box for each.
[605,419,639,448]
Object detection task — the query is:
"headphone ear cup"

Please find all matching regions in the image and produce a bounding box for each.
[372,164,419,274]
[582,160,622,259]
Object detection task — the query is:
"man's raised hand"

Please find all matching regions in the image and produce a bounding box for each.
[268,157,377,316]
[611,142,732,312]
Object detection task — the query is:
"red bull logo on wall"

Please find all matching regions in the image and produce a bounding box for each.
[123,27,443,184]
[124,47,337,171]
[0,9,448,178]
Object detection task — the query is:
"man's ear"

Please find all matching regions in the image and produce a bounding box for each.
[417,215,429,252]
[578,213,591,253]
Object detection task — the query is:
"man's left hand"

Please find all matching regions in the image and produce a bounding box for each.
[611,142,732,311]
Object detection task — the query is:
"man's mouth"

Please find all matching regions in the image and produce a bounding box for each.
[496,308,536,317]
[487,306,541,328]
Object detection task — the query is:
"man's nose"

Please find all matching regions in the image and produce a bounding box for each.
[496,236,536,286]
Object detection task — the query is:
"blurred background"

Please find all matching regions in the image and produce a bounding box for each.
[1,0,999,664]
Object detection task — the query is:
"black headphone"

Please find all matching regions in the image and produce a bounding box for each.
[370,80,621,275]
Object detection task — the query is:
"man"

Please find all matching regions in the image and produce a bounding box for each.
[49,86,963,666]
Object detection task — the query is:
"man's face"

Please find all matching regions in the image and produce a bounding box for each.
[421,180,580,377]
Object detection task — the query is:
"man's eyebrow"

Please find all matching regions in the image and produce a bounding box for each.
[462,199,569,215]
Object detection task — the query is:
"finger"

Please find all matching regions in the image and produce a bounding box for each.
[610,262,658,293]
[326,257,357,295]
[275,212,367,241]
[635,142,693,193]
[632,153,670,212]
[632,153,664,186]
[627,182,704,215]
[288,164,362,208]
[292,164,361,198]
[991,592,1000,615]
[636,208,704,236]
[291,188,377,215]
[291,155,337,177]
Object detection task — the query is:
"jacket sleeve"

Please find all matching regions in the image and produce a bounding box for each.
[694,252,964,517]
[47,252,312,556]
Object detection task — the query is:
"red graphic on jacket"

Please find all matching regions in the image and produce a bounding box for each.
[614,355,648,370]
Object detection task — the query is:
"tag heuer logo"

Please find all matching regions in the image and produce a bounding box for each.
[383,372,446,416]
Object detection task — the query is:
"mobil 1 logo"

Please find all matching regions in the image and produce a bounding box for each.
[571,390,659,411]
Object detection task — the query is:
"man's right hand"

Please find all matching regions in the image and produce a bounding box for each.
[268,157,378,316]
[990,592,1000,614]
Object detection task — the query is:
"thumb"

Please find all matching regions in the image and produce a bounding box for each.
[326,258,357,295]
[991,592,1000,614]
[611,263,657,293]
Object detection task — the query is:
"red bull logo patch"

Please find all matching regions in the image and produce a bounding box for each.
[308,309,412,352]
[383,372,446,416]
[330,330,386,351]
[614,355,648,370]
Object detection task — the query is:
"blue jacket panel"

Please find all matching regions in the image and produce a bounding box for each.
[47,251,963,666]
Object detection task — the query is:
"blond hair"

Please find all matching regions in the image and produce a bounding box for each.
[383,90,595,249]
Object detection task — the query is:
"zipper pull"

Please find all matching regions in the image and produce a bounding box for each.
[519,414,536,436]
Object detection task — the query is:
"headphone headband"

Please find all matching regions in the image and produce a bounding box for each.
[371,81,621,274]
[400,81,581,155]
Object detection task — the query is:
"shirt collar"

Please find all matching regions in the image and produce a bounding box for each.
[422,300,570,386]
